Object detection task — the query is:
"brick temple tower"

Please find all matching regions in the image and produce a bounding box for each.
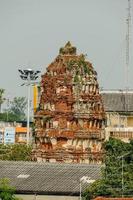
[33,42,106,163]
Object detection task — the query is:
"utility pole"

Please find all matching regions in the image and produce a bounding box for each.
[125,0,131,91]
[125,0,131,115]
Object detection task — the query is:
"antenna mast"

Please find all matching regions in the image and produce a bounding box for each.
[125,0,131,91]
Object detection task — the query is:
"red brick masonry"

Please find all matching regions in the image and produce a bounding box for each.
[33,42,106,163]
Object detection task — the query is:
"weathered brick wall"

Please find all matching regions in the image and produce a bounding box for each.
[33,42,106,163]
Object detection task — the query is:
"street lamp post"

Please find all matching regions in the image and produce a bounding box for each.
[118,152,131,197]
[80,181,82,200]
[18,69,40,145]
[79,176,95,200]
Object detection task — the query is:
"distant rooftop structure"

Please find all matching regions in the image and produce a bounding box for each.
[100,89,133,94]
[101,90,133,112]
[0,161,101,195]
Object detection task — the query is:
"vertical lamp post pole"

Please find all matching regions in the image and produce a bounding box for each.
[27,73,30,145]
[18,69,40,145]
[122,155,124,198]
[118,152,131,197]
[80,181,82,200]
[80,176,95,200]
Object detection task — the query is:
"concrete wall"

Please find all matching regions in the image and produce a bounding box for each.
[106,113,127,127]
[127,116,133,127]
[16,194,79,200]
[105,113,133,142]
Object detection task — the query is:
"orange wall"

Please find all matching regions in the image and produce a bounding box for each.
[15,127,27,133]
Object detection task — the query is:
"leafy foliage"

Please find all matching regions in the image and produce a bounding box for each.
[0,178,21,200]
[0,112,21,122]
[0,97,27,122]
[66,54,90,82]
[0,89,6,113]
[9,97,27,121]
[84,138,133,199]
[0,144,32,161]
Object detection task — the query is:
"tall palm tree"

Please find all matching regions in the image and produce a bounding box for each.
[0,89,5,113]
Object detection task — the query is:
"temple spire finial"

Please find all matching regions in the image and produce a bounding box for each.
[59,41,77,55]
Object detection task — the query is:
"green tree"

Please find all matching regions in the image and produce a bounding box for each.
[0,144,32,161]
[9,144,32,161]
[84,138,133,199]
[0,178,21,200]
[0,89,6,113]
[0,96,27,122]
[9,97,27,121]
[0,112,21,122]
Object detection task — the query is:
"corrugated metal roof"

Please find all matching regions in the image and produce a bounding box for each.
[101,93,133,112]
[0,161,101,195]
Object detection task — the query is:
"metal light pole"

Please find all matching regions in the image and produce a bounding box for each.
[122,155,124,197]
[18,69,40,145]
[80,181,82,200]
[27,73,30,145]
[118,152,131,197]
[79,176,95,200]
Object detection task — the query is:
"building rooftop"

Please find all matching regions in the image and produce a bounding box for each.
[0,161,101,196]
[101,91,133,112]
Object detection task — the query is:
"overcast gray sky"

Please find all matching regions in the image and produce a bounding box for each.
[0,0,133,101]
